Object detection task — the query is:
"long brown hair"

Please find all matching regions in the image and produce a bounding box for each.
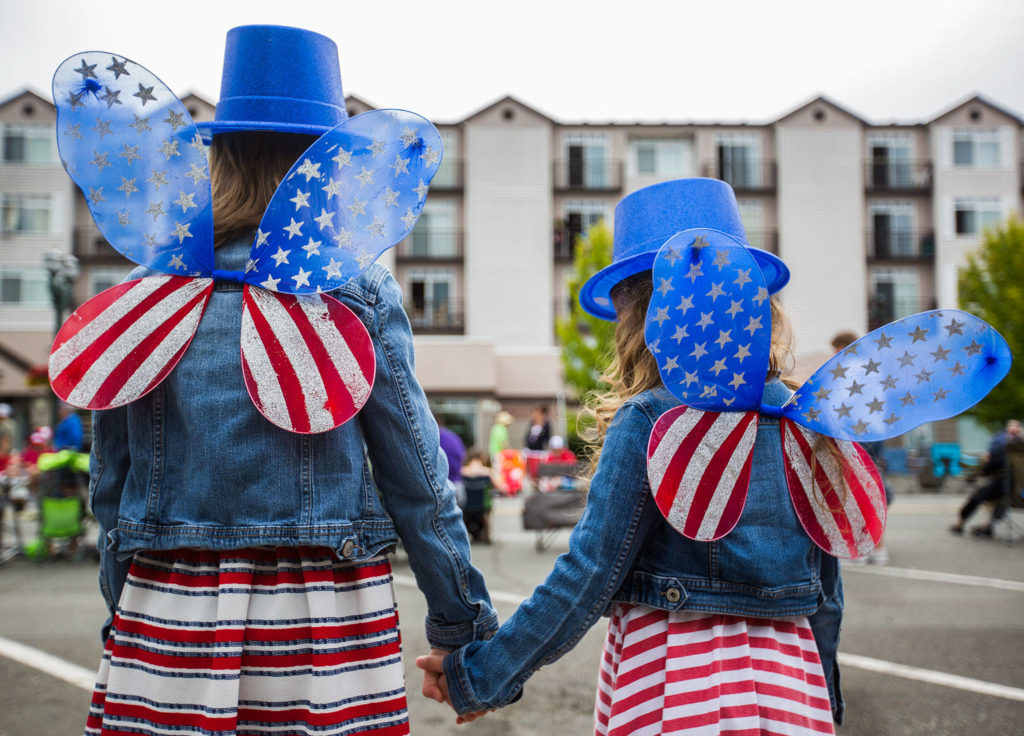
[209,132,318,248]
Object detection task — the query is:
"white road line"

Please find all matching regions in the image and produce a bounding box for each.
[0,634,96,692]
[837,653,1024,702]
[843,564,1024,592]
[392,575,1024,703]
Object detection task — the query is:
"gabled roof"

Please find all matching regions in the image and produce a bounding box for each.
[927,93,1023,125]
[773,94,868,126]
[0,88,55,112]
[459,95,556,125]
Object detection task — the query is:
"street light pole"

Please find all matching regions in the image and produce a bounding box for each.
[43,249,79,428]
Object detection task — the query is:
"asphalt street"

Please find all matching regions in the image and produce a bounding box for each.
[1,488,1022,735]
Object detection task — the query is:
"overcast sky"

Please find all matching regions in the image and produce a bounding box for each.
[2,0,1022,124]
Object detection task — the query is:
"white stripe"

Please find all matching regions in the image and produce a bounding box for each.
[667,413,744,532]
[49,274,172,378]
[240,304,293,430]
[296,295,372,408]
[109,294,208,407]
[248,288,333,430]
[843,564,1024,593]
[837,652,1024,702]
[782,422,850,555]
[66,278,210,407]
[647,408,704,493]
[695,415,758,539]
[0,634,96,691]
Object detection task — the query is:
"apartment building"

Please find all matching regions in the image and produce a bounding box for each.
[1,88,1020,450]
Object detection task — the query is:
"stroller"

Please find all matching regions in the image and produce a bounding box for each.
[25,450,91,560]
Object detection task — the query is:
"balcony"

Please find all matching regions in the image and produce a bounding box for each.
[864,160,932,192]
[394,227,464,262]
[743,227,779,254]
[552,159,624,192]
[700,160,777,192]
[431,159,464,191]
[865,229,935,261]
[405,298,464,334]
[868,294,936,331]
[73,227,128,264]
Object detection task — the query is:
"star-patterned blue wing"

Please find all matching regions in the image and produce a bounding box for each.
[784,310,1011,441]
[245,109,443,293]
[52,53,214,277]
[644,230,772,411]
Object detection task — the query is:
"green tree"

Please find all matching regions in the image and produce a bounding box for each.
[957,216,1024,429]
[555,222,616,404]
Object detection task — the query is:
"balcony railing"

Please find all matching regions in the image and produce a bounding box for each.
[553,227,576,261]
[864,160,933,192]
[868,294,937,331]
[865,229,935,261]
[552,159,624,192]
[394,227,464,261]
[431,159,464,191]
[73,227,128,262]
[700,160,777,191]
[743,227,779,254]
[405,298,464,334]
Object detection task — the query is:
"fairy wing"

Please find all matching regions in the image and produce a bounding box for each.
[782,310,1011,441]
[244,109,442,293]
[53,52,213,276]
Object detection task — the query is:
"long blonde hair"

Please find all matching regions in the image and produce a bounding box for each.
[209,132,318,248]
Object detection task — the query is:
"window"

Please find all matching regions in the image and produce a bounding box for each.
[410,200,457,257]
[560,201,608,259]
[954,198,1002,235]
[2,123,56,164]
[871,268,919,324]
[0,194,52,234]
[0,265,49,305]
[406,268,457,329]
[90,268,133,296]
[867,133,914,188]
[870,202,915,257]
[737,200,764,250]
[563,132,608,188]
[715,132,761,188]
[952,128,1001,168]
[630,138,690,177]
[433,130,458,188]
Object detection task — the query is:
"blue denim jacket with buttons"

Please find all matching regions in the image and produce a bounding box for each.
[444,379,844,721]
[89,236,498,650]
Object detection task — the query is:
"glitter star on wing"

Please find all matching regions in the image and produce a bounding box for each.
[49,52,442,433]
[643,229,1011,558]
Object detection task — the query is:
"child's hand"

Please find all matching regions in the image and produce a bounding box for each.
[416,650,492,723]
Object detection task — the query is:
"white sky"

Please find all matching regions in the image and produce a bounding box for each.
[2,0,1023,124]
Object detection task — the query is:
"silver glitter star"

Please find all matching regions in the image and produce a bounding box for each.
[169,253,186,270]
[931,345,951,362]
[813,386,831,401]
[712,249,731,269]
[835,402,852,418]
[933,387,950,402]
[147,169,169,190]
[93,119,112,138]
[64,123,82,140]
[914,368,934,384]
[322,178,342,198]
[290,189,311,210]
[390,154,410,177]
[87,187,104,205]
[261,274,281,290]
[128,115,151,135]
[256,229,270,247]
[356,167,374,187]
[164,109,186,131]
[314,209,335,231]
[369,140,387,157]
[725,300,744,318]
[106,57,130,78]
[897,351,916,368]
[729,372,747,389]
[710,358,728,376]
[706,281,725,301]
[401,208,417,229]
[752,287,769,306]
[146,201,165,221]
[91,151,111,170]
[174,190,196,212]
[271,246,291,267]
[676,294,694,314]
[284,218,304,239]
[803,407,821,422]
[66,90,86,110]
[245,258,259,274]
[846,379,864,396]
[291,268,312,289]
[133,83,157,106]
[851,420,869,435]
[715,329,733,349]
[190,133,206,154]
[414,179,429,199]
[348,198,367,217]
[866,397,884,414]
[143,233,158,247]
[671,324,688,343]
[296,158,322,181]
[899,392,915,407]
[829,364,848,380]
[74,59,97,79]
[880,375,898,391]
[944,318,965,337]
[99,87,122,108]
[734,344,751,362]
[116,177,139,198]
[692,235,710,249]
[683,371,699,387]
[733,269,752,288]
[663,356,679,374]
[656,277,673,297]
[400,127,419,146]
[908,325,928,343]
[874,331,893,350]
[379,186,400,208]
[862,358,881,375]
[172,222,192,243]
[685,262,703,282]
[950,361,966,377]
[690,342,708,360]
[333,229,353,247]
[356,249,375,268]
[322,258,343,280]
[332,148,353,168]
[185,163,208,184]
[743,315,763,335]
[883,412,900,426]
[159,139,181,160]
[695,310,712,329]
[421,145,441,166]
[119,143,140,164]
[302,238,322,258]
[367,216,386,238]
[652,306,670,326]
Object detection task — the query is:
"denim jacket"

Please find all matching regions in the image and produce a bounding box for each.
[444,379,844,722]
[89,236,498,650]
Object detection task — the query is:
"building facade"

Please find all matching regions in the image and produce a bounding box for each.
[1,88,1020,450]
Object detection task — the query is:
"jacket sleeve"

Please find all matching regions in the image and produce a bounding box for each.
[89,404,133,641]
[809,553,845,725]
[443,399,661,713]
[358,273,498,650]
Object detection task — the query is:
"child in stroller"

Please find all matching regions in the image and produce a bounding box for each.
[30,450,91,560]
[460,450,494,544]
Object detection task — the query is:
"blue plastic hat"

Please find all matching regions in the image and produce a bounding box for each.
[579,178,790,321]
[195,25,347,140]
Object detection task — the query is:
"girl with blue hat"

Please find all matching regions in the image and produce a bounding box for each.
[418,178,1009,733]
[54,25,496,735]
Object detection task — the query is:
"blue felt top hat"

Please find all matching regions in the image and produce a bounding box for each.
[195,25,347,140]
[579,178,790,321]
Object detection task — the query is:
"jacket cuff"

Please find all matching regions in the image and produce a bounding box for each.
[425,609,499,651]
[442,642,524,715]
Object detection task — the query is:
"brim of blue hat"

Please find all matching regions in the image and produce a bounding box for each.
[579,238,790,321]
[194,120,333,143]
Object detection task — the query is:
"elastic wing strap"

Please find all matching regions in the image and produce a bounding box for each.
[647,405,759,541]
[780,417,886,559]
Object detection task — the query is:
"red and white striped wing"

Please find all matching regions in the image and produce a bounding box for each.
[646,406,759,541]
[241,286,375,434]
[781,418,887,559]
[49,275,213,410]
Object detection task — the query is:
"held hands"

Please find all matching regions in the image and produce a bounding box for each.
[416,649,490,724]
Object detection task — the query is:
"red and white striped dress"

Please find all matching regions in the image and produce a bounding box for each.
[84,547,409,736]
[595,605,836,736]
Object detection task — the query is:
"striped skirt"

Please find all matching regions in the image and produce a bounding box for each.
[84,547,409,736]
[595,605,836,736]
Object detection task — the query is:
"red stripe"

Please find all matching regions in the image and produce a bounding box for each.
[114,614,396,646]
[714,413,757,538]
[131,557,391,588]
[652,409,720,517]
[238,695,407,726]
[243,286,312,433]
[90,284,212,407]
[287,294,359,426]
[844,442,886,543]
[98,701,235,731]
[682,413,755,539]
